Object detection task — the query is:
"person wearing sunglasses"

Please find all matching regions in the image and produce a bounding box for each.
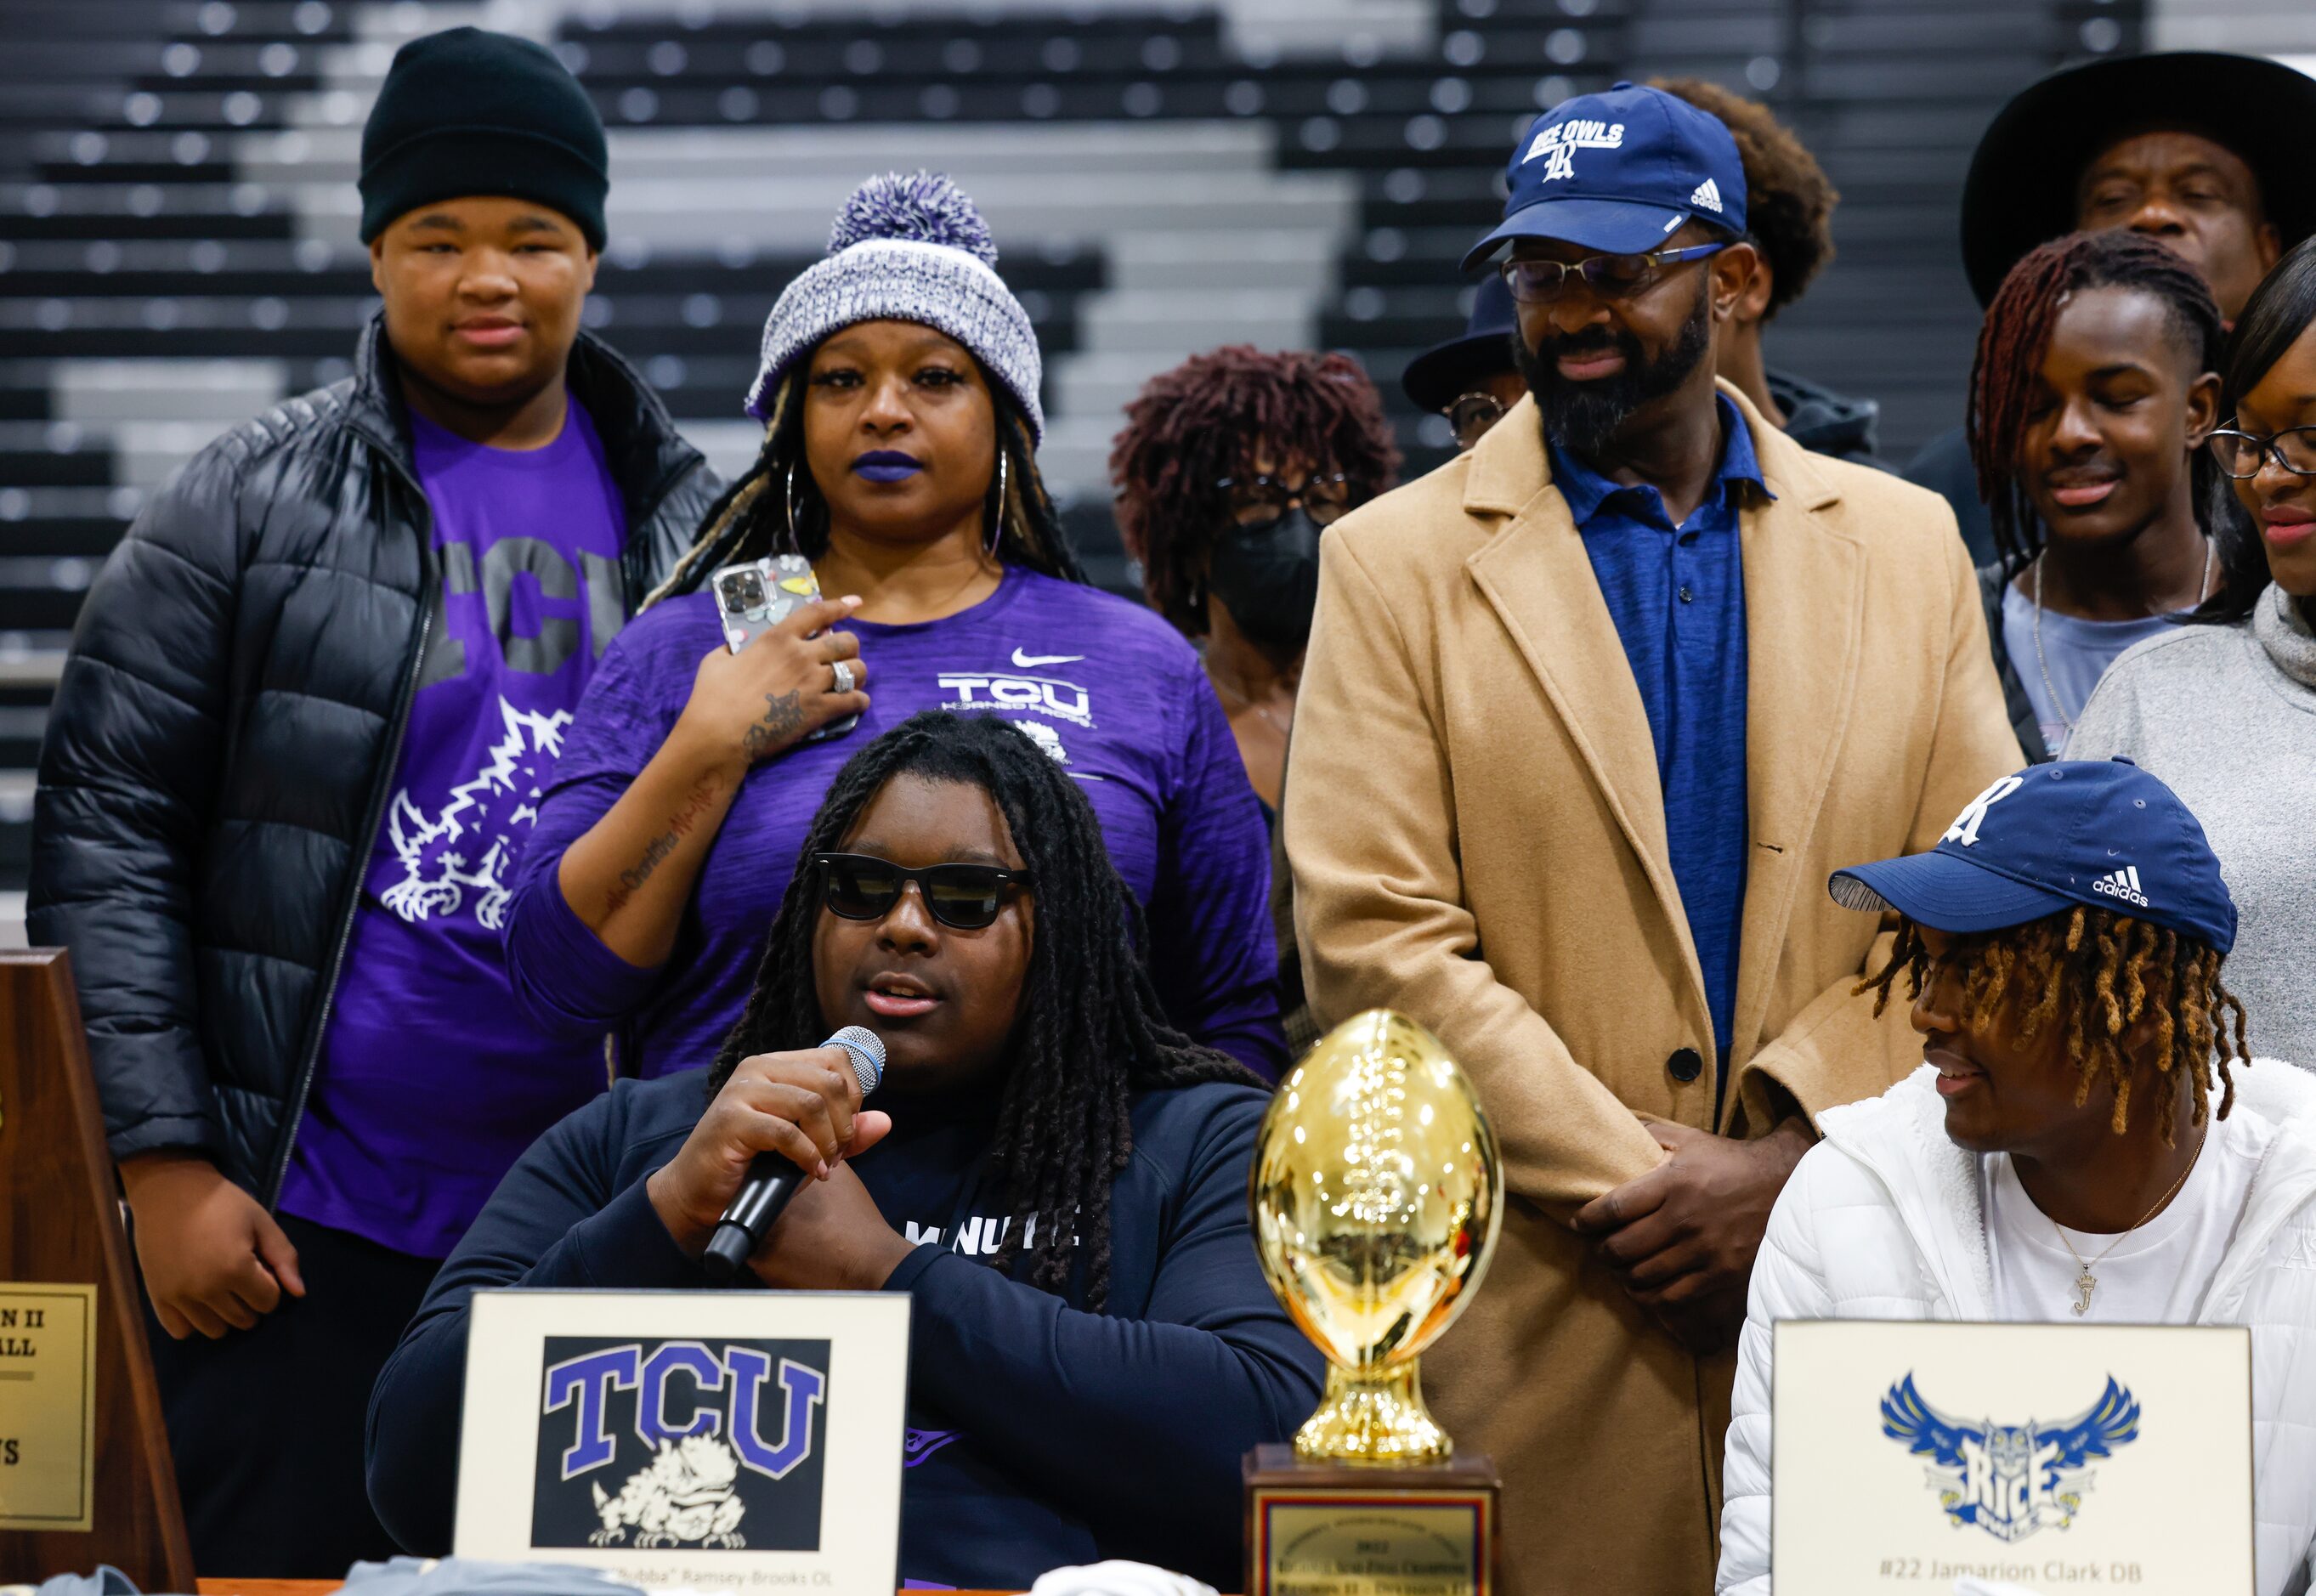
[368,710,1322,1586]
[500,174,1287,1088]
[1401,272,1528,453]
[2066,233,2316,1072]
[1284,81,2020,1596]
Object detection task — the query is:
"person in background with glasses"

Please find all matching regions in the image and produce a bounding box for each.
[1283,82,2020,1595]
[1962,230,2241,761]
[1652,76,1880,465]
[1109,346,1400,1051]
[2067,233,2316,1071]
[501,173,1287,1087]
[1108,345,1401,816]
[1401,271,1527,452]
[371,710,1322,1586]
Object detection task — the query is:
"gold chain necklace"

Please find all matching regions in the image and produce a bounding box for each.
[2046,1130,2206,1316]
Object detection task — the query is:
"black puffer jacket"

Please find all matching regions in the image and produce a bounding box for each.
[27,316,722,1202]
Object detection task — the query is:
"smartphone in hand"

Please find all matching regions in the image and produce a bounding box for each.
[709,556,861,741]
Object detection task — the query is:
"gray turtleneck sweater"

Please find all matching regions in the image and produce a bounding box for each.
[2068,584,2316,1070]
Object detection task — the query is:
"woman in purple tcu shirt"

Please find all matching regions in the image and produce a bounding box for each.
[503,173,1285,1080]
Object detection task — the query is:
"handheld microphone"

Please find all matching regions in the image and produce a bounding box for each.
[701,1025,885,1282]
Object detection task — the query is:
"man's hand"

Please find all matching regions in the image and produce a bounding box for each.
[646,1048,893,1257]
[750,1163,914,1293]
[1571,1118,1814,1355]
[118,1153,305,1340]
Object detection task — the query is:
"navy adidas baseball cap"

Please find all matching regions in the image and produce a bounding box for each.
[1829,760,2236,954]
[1462,81,1749,271]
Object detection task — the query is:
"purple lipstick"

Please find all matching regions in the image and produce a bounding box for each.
[852,449,923,484]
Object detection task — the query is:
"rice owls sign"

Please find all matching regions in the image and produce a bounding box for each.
[529,1337,830,1552]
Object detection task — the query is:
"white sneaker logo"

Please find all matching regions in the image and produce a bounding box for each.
[1941,775,2024,848]
[1689,178,1724,214]
[2092,865,2149,908]
[1011,648,1083,669]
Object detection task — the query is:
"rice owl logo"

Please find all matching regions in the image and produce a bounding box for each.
[531,1337,830,1552]
[1881,1372,2141,1545]
[1522,117,1626,183]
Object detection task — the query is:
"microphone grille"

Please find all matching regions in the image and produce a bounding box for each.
[828,1025,885,1094]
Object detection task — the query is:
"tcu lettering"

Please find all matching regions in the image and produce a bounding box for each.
[542,1341,825,1483]
[1941,775,2024,849]
[417,539,626,689]
[938,674,1092,727]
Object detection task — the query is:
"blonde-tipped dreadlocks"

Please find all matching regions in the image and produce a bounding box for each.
[1858,906,2251,1142]
[643,362,1082,612]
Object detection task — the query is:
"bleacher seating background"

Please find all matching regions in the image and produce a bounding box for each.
[0,0,2160,903]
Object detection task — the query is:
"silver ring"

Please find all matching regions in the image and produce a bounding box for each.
[830,659,855,694]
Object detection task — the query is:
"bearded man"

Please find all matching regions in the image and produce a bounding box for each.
[1283,82,2024,1595]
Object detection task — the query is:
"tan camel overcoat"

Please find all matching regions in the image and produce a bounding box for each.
[1283,385,2024,1595]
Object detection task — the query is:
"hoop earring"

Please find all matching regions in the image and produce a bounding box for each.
[986,448,1008,558]
[784,462,801,552]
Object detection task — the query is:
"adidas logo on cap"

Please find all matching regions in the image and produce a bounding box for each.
[1690,178,1724,214]
[2092,865,2149,908]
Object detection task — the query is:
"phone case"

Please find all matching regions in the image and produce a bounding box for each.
[707,556,860,741]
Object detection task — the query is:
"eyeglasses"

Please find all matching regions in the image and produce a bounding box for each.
[1447,391,1509,450]
[1499,243,1728,304]
[1215,472,1353,529]
[2207,425,2316,480]
[813,852,1031,931]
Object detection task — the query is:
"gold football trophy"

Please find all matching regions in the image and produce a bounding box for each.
[1243,1009,1504,1596]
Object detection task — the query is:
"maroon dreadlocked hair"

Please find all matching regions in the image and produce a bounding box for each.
[1967,229,2228,569]
[1108,345,1400,637]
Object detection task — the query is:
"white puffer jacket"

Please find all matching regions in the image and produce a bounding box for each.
[1717,1061,2316,1596]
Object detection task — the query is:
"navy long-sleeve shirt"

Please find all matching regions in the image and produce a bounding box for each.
[501,572,1287,1080]
[365,1067,1322,1590]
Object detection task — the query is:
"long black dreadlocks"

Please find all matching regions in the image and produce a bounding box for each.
[705,710,1261,1310]
[647,361,1085,608]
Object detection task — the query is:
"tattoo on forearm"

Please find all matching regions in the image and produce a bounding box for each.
[740,688,807,762]
[603,776,724,916]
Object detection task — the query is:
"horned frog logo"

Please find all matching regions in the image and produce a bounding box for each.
[589,1433,748,1549]
[1882,1372,2141,1544]
[379,699,571,930]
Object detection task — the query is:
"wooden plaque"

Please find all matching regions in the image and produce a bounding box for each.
[1244,1445,1499,1596]
[0,949,193,1588]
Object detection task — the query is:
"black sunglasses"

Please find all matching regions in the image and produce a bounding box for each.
[813,852,1031,931]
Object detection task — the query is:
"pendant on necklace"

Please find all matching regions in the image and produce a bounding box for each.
[2072,1266,2097,1316]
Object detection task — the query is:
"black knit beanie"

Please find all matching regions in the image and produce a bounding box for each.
[359,27,608,249]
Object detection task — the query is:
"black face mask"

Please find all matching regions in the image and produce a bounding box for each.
[1208,507,1322,652]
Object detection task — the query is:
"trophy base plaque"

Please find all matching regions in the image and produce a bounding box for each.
[1243,1444,1500,1596]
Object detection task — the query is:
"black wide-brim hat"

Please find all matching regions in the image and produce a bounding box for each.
[1961,51,2316,307]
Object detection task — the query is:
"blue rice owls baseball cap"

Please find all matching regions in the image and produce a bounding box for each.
[1828,760,2236,954]
[1461,81,1749,271]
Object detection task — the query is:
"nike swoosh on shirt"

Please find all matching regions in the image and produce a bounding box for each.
[1011,648,1084,668]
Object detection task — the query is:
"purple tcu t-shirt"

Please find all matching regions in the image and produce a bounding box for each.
[278,402,628,1259]
[503,565,1285,1082]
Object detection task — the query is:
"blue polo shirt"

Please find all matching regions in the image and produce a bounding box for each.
[1549,395,1764,1096]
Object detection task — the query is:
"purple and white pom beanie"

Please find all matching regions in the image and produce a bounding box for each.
[745,172,1045,442]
